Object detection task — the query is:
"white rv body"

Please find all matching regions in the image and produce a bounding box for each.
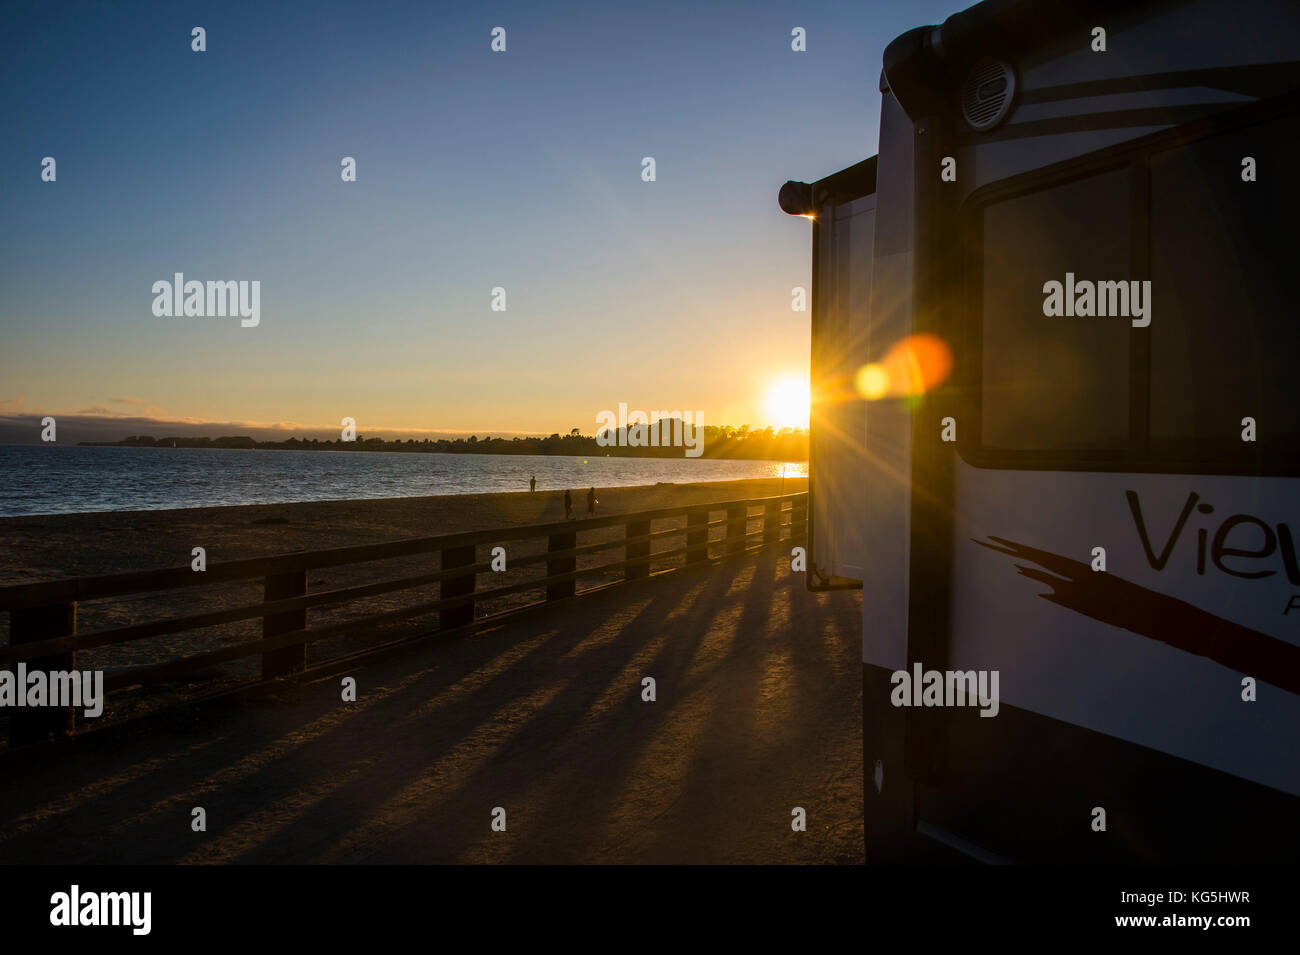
[788,0,1300,861]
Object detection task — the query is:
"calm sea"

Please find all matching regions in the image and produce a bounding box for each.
[0,445,808,517]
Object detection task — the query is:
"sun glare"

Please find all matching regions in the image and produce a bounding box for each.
[854,334,953,401]
[763,375,810,429]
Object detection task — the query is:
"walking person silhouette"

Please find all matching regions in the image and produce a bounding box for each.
[564,489,573,520]
[587,487,597,516]
[530,475,536,492]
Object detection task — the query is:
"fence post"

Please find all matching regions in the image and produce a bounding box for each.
[685,509,709,564]
[9,602,76,745]
[790,495,807,541]
[440,544,477,630]
[546,531,577,601]
[625,519,651,579]
[725,504,748,556]
[763,500,782,543]
[263,570,307,679]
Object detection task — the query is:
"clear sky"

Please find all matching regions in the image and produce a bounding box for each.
[0,0,962,438]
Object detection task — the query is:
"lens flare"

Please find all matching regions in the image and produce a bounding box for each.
[854,334,952,400]
[855,364,890,400]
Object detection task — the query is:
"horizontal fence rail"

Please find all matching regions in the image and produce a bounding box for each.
[0,493,806,746]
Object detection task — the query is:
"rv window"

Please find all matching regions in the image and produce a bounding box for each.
[1148,111,1300,453]
[979,168,1131,451]
[967,98,1299,473]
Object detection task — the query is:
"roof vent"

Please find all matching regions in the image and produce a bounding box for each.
[960,57,1015,131]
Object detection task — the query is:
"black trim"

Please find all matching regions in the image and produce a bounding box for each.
[905,105,960,785]
[906,664,1300,863]
[777,157,877,219]
[956,89,1300,476]
[956,103,1235,145]
[811,155,878,206]
[777,180,813,216]
[882,0,1160,123]
[882,26,952,123]
[867,663,1300,863]
[1018,61,1300,105]
[1128,157,1151,453]
[930,0,1155,67]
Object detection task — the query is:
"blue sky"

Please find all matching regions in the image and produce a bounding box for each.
[0,0,963,436]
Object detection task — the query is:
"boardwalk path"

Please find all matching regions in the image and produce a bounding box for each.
[0,548,862,864]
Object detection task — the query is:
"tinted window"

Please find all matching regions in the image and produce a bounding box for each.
[980,168,1131,451]
[1149,112,1299,453]
[972,102,1298,472]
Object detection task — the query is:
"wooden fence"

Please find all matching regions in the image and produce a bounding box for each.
[0,492,806,745]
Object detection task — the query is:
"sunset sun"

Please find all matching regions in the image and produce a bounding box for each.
[763,375,810,429]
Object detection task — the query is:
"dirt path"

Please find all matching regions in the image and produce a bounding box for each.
[0,547,861,864]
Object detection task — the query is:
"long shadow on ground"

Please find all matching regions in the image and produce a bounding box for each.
[0,549,861,864]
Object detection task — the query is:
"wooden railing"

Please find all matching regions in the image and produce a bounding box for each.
[0,492,806,745]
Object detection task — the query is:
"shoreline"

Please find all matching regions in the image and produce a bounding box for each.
[67,443,807,460]
[0,476,807,585]
[0,445,807,519]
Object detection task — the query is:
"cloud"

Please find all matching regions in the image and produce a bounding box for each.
[0,398,533,440]
[73,401,165,418]
[0,410,538,445]
[104,396,166,416]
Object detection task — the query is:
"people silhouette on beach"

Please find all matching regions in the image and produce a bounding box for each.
[530,475,536,492]
[564,489,573,520]
[587,487,597,516]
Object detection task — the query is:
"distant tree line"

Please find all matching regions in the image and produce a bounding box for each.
[81,424,808,461]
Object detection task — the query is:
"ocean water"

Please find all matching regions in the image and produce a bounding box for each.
[0,445,807,517]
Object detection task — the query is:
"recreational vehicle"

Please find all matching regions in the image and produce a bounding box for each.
[782,0,1300,862]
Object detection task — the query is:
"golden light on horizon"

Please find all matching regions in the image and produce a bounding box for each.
[763,375,811,429]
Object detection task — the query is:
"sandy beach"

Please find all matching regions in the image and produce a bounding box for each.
[0,476,805,584]
[0,477,809,724]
